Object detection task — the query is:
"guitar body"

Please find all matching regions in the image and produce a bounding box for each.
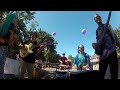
[94,44,103,55]
[19,41,57,58]
[20,43,34,58]
[27,43,34,53]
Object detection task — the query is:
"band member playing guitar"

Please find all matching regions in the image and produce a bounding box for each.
[19,32,46,79]
[92,11,120,79]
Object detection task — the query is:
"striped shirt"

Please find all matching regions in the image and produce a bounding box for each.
[96,24,120,59]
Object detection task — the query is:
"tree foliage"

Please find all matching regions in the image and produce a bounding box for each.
[114,26,120,58]
[34,28,59,63]
[68,54,74,64]
[0,11,36,59]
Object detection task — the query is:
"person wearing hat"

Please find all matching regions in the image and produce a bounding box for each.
[0,13,17,79]
[73,44,90,70]
[92,13,120,79]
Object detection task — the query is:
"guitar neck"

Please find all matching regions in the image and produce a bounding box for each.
[104,11,112,35]
[106,11,112,26]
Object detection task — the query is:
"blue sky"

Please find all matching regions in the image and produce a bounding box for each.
[27,11,120,58]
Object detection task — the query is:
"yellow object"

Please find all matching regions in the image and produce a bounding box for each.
[20,43,34,58]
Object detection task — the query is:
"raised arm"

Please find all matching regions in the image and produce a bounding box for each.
[35,44,46,57]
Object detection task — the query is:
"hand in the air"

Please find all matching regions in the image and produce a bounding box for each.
[40,44,46,48]
[39,44,46,50]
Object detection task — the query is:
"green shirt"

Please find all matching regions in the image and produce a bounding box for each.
[78,53,85,68]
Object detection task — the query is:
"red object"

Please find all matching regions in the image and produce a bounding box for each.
[60,57,67,65]
[0,37,8,43]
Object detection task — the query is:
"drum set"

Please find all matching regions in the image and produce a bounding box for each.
[33,60,99,79]
[54,64,85,79]
[3,58,99,79]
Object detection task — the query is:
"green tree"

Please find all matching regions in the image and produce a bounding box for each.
[28,21,59,63]
[36,28,58,63]
[114,26,120,58]
[28,21,39,32]
[1,11,60,62]
[68,54,74,64]
[0,11,36,59]
[0,11,9,20]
